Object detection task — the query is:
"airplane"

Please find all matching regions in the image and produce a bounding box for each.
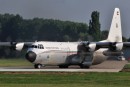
[0,8,130,69]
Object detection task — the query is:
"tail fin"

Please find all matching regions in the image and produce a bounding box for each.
[107,8,122,42]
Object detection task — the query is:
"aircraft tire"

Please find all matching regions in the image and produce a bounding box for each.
[59,65,68,68]
[34,64,42,69]
[80,64,90,69]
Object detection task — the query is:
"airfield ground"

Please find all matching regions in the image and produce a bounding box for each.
[0,58,127,69]
[0,72,130,87]
[0,58,32,67]
[0,59,130,87]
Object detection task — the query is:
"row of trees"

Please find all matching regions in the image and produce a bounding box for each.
[0,11,105,42]
[0,14,89,42]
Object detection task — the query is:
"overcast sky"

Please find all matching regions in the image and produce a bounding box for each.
[0,0,130,38]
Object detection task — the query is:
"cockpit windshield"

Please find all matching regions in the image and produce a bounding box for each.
[31,45,38,48]
[30,44,44,49]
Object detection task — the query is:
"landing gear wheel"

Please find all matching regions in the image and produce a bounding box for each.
[80,64,90,69]
[34,64,42,69]
[59,65,68,68]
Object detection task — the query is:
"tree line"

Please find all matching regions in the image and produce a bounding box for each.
[0,14,89,42]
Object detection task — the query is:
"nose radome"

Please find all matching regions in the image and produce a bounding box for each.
[25,51,36,62]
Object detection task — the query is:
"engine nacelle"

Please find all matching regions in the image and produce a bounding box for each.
[15,43,24,51]
[88,43,96,52]
[115,43,123,51]
[78,42,96,53]
[109,42,123,51]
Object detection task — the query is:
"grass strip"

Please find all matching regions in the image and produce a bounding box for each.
[0,72,129,87]
[0,59,32,67]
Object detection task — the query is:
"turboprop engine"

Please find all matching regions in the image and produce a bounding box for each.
[10,42,24,51]
[77,41,97,67]
[109,42,123,51]
[78,41,96,53]
[103,42,123,56]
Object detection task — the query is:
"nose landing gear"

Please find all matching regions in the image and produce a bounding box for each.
[34,64,42,69]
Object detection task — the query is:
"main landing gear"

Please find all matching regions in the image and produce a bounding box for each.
[79,64,90,69]
[59,65,69,68]
[34,64,42,69]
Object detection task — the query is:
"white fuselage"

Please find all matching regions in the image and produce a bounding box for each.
[27,41,80,65]
[26,41,110,67]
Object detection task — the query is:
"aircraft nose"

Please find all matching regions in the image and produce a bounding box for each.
[25,51,36,62]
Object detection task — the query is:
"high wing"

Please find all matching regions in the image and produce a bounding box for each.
[0,42,33,51]
[96,42,130,49]
[78,41,130,52]
[1,41,130,52]
[122,42,130,47]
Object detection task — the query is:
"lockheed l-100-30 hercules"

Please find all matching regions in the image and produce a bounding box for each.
[0,8,130,69]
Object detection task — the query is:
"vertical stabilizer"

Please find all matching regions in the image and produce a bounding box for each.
[107,8,122,42]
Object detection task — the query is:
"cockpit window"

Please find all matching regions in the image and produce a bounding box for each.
[30,45,37,48]
[34,45,37,48]
[38,44,44,49]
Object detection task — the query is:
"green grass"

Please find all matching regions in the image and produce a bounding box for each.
[124,64,130,69]
[0,72,130,87]
[123,63,130,69]
[0,59,32,67]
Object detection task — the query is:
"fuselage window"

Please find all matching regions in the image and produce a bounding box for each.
[38,44,44,49]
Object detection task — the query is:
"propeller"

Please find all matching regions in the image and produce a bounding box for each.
[78,41,96,53]
[109,42,123,51]
[10,42,24,51]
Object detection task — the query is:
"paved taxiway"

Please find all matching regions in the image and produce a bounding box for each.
[0,60,127,72]
[0,68,121,72]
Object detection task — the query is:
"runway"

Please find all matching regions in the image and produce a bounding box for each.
[0,68,121,72]
[0,60,128,72]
